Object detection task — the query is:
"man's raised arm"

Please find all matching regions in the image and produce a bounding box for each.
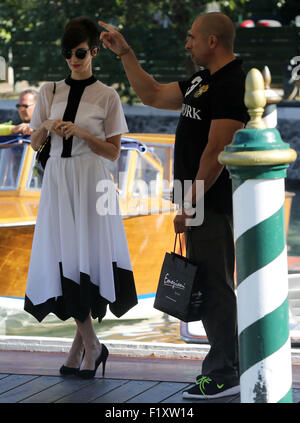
[99,21,183,110]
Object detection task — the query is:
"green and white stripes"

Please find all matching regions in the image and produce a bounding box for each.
[233,178,292,403]
[218,68,296,403]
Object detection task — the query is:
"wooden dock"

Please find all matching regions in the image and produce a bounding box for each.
[0,350,300,404]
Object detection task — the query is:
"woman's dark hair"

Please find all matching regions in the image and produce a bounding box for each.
[61,17,100,50]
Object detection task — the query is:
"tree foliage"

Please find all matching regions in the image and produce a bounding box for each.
[0,0,249,102]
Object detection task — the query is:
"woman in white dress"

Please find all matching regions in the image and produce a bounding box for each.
[25,17,137,379]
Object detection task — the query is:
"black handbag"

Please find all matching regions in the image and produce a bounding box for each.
[153,234,204,322]
[36,82,56,169]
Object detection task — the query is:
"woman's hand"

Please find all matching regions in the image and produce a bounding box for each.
[41,119,79,139]
[42,119,57,131]
[42,119,65,138]
[54,121,81,140]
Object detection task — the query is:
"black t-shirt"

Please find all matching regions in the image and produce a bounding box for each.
[174,59,249,214]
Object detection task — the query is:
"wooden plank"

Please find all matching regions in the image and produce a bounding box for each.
[92,380,158,403]
[55,378,128,403]
[0,375,61,403]
[0,374,9,380]
[161,389,196,403]
[0,374,37,396]
[126,381,190,403]
[0,350,67,377]
[20,376,95,403]
[0,350,204,383]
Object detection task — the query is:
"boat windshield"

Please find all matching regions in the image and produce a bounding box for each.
[0,144,25,190]
[133,153,162,197]
[27,155,44,190]
[105,149,129,196]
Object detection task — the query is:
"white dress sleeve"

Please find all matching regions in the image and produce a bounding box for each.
[104,89,128,138]
[29,82,55,131]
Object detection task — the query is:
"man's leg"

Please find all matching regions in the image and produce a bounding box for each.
[183,209,239,398]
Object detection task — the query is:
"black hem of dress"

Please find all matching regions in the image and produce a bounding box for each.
[24,262,137,323]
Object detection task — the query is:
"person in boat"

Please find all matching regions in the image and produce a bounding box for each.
[99,12,248,399]
[0,89,37,135]
[11,89,38,135]
[0,89,38,187]
[24,16,137,379]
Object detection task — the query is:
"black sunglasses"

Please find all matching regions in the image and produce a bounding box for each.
[62,47,92,60]
[16,103,34,109]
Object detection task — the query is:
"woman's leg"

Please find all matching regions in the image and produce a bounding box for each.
[63,326,84,368]
[75,314,102,371]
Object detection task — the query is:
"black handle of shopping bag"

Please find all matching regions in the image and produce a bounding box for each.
[173,233,193,268]
[173,233,183,256]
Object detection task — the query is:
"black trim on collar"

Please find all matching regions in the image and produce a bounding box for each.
[65,74,97,87]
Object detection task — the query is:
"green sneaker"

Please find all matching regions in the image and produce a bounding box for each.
[182,376,240,399]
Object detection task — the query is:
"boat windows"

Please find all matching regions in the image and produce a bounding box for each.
[132,153,162,198]
[0,144,25,190]
[105,150,129,197]
[143,144,174,197]
[27,154,44,190]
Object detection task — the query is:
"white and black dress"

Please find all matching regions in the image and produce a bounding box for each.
[24,75,137,322]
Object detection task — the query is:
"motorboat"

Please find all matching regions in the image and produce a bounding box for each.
[0,133,178,323]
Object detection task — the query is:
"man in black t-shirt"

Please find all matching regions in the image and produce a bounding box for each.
[175,60,248,215]
[99,12,248,400]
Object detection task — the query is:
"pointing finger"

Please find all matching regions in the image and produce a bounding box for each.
[98,21,116,32]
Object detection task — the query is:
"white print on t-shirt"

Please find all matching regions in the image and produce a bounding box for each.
[185,76,202,97]
[181,103,202,120]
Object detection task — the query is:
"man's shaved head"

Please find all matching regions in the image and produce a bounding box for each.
[195,12,235,51]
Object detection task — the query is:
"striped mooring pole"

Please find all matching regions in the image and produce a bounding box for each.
[219,68,297,403]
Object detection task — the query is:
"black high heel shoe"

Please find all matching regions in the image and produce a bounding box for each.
[59,349,85,376]
[78,344,109,379]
